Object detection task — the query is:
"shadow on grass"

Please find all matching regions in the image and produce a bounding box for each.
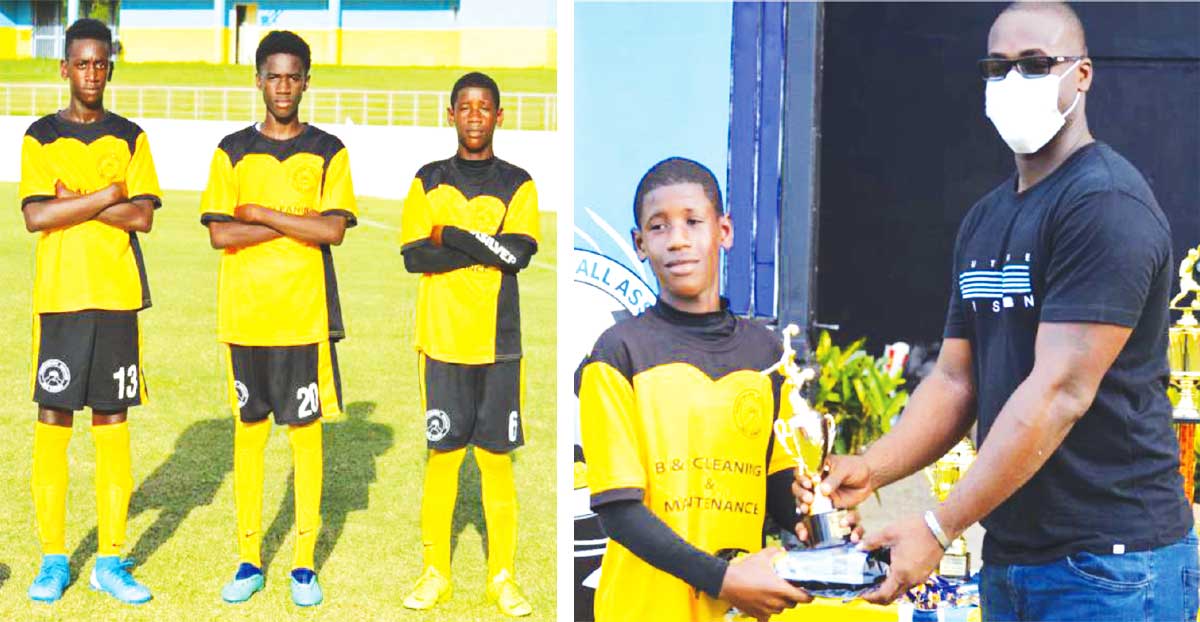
[69,417,233,576]
[0,563,10,591]
[261,401,393,572]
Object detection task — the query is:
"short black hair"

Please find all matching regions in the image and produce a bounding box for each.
[256,30,311,74]
[451,72,501,108]
[64,18,112,59]
[633,157,724,227]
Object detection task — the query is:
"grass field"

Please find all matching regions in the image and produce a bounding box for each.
[0,61,558,130]
[0,183,557,621]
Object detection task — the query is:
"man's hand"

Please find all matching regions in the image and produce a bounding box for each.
[794,507,864,545]
[720,547,812,622]
[793,455,874,513]
[858,513,944,605]
[234,203,265,223]
[54,180,79,199]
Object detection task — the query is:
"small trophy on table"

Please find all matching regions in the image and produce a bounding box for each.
[924,439,975,579]
[1169,246,1200,503]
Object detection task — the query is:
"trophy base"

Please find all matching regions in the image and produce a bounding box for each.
[802,509,851,549]
[938,552,971,579]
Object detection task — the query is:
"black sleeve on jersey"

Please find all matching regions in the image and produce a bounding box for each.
[596,500,728,599]
[440,225,537,273]
[765,468,800,533]
[401,238,480,274]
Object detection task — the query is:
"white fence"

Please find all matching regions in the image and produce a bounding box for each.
[0,83,557,131]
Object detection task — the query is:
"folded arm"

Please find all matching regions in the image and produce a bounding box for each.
[401,238,480,274]
[95,198,156,233]
[439,225,537,272]
[237,204,348,246]
[23,182,124,232]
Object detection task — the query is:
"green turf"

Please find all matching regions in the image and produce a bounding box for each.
[0,60,557,92]
[0,183,557,621]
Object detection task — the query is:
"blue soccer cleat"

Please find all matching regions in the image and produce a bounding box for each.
[221,562,265,603]
[28,554,70,603]
[89,556,152,605]
[290,568,323,607]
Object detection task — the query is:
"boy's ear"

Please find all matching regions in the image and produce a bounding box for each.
[718,214,733,251]
[632,228,648,261]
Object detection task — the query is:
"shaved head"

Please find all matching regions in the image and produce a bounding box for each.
[990,2,1088,57]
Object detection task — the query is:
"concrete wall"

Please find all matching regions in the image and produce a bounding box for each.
[0,116,560,212]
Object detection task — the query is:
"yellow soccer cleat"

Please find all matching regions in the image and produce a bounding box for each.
[402,566,451,610]
[486,569,532,617]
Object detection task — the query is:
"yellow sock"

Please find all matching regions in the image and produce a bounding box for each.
[288,421,323,571]
[92,422,133,557]
[421,448,466,576]
[32,422,72,555]
[476,448,518,580]
[234,417,270,567]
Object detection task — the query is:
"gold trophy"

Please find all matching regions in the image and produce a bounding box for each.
[764,324,850,548]
[1169,246,1200,503]
[925,438,975,579]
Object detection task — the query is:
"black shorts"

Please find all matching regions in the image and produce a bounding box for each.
[32,310,146,412]
[419,354,525,453]
[223,342,343,425]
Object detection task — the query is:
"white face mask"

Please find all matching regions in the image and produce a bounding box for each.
[984,60,1081,154]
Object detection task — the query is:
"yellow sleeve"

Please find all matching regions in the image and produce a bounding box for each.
[199,148,237,221]
[578,360,646,498]
[399,177,433,248]
[501,178,540,242]
[319,147,357,222]
[126,131,162,205]
[18,135,55,206]
[768,380,799,475]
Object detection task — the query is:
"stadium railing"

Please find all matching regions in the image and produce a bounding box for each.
[0,83,557,131]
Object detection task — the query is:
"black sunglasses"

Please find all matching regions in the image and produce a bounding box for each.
[977,55,1084,81]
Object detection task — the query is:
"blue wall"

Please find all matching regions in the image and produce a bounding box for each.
[574,1,732,291]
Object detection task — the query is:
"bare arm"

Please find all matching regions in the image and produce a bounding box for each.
[206,220,283,249]
[237,204,347,246]
[865,338,977,491]
[95,199,156,233]
[933,322,1130,539]
[23,182,123,232]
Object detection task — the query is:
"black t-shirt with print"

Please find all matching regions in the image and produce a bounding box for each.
[944,142,1192,566]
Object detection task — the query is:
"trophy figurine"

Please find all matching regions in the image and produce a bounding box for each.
[763,324,850,548]
[924,438,976,579]
[1169,245,1200,503]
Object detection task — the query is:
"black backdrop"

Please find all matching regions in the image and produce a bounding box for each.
[814,2,1200,349]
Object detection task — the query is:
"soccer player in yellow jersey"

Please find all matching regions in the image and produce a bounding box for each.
[199,31,356,608]
[577,158,863,621]
[19,18,159,606]
[399,72,539,617]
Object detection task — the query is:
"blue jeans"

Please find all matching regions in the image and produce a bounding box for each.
[980,531,1199,621]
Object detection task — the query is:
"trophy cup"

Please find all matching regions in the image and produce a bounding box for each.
[763,324,850,548]
[924,438,975,579]
[1169,246,1200,503]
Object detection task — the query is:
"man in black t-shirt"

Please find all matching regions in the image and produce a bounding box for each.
[799,3,1198,620]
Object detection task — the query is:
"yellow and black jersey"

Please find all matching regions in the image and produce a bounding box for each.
[19,112,161,314]
[200,124,357,347]
[577,300,795,622]
[399,156,540,365]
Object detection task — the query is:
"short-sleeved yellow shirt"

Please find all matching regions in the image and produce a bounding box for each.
[19,112,161,314]
[200,124,357,346]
